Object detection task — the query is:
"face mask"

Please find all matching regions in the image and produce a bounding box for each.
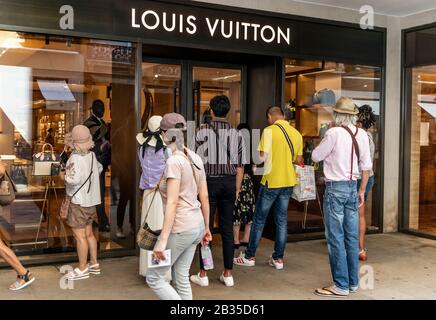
[164,146,173,159]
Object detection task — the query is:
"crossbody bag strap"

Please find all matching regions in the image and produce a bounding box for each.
[341,126,360,180]
[275,123,295,160]
[71,153,94,198]
[142,171,165,224]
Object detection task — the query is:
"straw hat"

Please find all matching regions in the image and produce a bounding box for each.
[136,115,163,146]
[66,125,94,151]
[333,97,359,115]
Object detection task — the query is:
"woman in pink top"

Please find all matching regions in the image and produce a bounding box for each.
[146,113,212,300]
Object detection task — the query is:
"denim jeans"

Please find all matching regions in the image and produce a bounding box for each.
[146,223,204,300]
[323,181,359,292]
[245,184,293,260]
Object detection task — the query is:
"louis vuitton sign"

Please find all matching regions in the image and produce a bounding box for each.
[0,0,384,65]
[131,9,292,46]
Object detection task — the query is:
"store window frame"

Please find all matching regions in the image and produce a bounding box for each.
[141,55,248,125]
[276,58,386,241]
[400,22,436,240]
[0,31,143,267]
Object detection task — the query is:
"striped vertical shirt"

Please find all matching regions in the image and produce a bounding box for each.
[195,120,245,176]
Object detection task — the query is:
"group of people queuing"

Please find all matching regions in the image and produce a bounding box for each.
[138,94,377,299]
[0,94,376,300]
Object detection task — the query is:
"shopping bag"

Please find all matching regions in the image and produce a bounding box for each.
[292,165,316,202]
[32,143,60,176]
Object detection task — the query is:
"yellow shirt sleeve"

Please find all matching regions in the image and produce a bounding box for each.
[258,128,272,154]
[296,131,303,157]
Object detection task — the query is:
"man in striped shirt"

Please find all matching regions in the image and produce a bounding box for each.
[190,95,245,288]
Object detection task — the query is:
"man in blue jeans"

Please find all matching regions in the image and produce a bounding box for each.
[234,106,303,270]
[312,97,372,298]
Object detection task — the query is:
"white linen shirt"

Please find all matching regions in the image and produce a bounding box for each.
[65,152,103,207]
[312,124,372,181]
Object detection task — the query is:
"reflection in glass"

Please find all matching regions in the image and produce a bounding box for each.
[193,66,241,128]
[283,58,382,234]
[407,66,436,235]
[141,63,181,128]
[0,31,137,254]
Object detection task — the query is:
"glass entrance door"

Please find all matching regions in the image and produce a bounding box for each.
[192,66,242,128]
[141,62,182,128]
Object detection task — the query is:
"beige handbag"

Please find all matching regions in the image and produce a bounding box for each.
[0,171,16,206]
[136,184,163,251]
[32,143,61,176]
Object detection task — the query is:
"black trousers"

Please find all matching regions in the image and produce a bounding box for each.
[199,176,236,270]
[97,167,110,230]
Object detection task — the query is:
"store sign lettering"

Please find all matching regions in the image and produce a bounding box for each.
[131,9,291,46]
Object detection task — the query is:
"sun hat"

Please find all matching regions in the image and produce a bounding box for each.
[160,113,187,131]
[66,125,94,151]
[136,115,163,146]
[333,97,359,115]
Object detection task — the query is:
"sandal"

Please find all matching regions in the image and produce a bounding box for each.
[66,267,89,281]
[88,263,101,275]
[314,286,349,298]
[9,270,35,291]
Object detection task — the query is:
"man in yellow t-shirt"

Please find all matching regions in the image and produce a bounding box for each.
[234,106,303,270]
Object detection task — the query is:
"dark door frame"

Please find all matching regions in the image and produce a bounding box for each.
[142,54,247,126]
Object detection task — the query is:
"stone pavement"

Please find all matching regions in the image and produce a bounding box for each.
[0,233,435,300]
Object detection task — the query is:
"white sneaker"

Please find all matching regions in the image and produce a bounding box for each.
[116,227,125,239]
[219,273,234,287]
[190,273,209,287]
[233,251,255,267]
[268,256,284,270]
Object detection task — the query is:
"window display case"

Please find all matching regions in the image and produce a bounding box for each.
[283,59,382,234]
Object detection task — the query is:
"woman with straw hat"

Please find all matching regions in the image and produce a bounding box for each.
[136,115,168,277]
[64,125,103,281]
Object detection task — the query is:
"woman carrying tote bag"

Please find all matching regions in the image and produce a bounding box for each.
[136,115,168,277]
[146,113,212,300]
[0,161,36,290]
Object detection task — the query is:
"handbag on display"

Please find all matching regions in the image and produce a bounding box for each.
[0,171,17,206]
[10,165,28,186]
[59,154,94,220]
[32,143,61,176]
[312,88,336,106]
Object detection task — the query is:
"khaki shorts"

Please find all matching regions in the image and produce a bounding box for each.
[67,202,97,229]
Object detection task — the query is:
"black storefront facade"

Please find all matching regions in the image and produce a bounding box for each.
[0,0,386,265]
[400,23,436,239]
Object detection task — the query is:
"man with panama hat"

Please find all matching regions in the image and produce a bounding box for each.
[311,97,372,298]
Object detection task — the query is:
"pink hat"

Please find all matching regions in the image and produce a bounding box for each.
[66,125,95,151]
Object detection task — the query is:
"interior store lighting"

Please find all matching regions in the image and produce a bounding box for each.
[342,76,381,80]
[297,69,335,76]
[212,74,239,81]
[418,80,436,85]
[0,32,79,55]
